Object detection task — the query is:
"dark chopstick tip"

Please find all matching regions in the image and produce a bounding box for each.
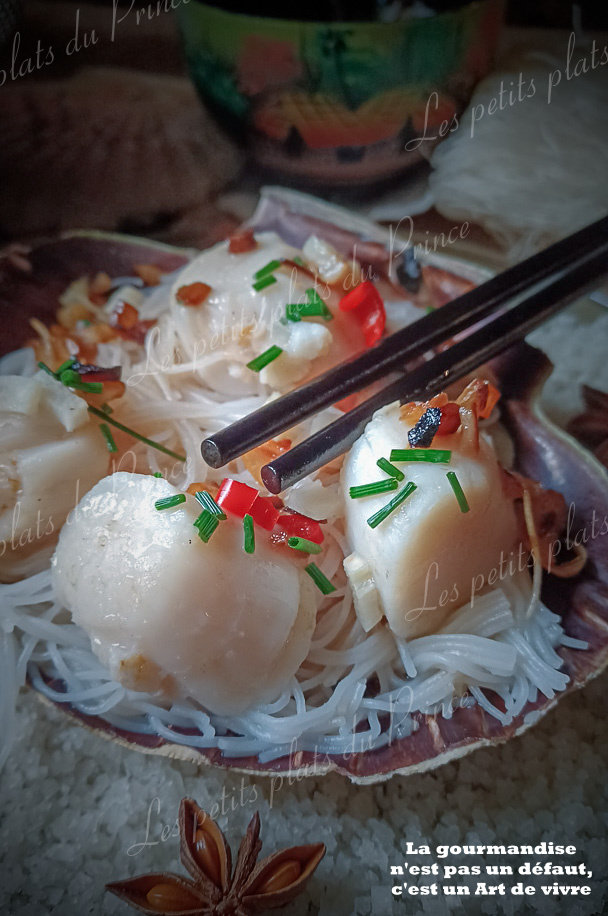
[261,462,282,495]
[201,437,224,469]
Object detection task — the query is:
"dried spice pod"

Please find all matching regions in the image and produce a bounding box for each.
[106,872,207,915]
[242,844,326,911]
[180,798,231,898]
[107,799,325,916]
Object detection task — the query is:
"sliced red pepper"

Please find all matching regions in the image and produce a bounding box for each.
[274,511,324,545]
[249,494,281,531]
[216,478,258,518]
[436,402,461,436]
[338,281,385,348]
[176,282,212,307]
[228,228,257,254]
[70,361,122,383]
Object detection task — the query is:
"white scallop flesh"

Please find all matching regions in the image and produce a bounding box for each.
[0,372,109,578]
[342,403,520,639]
[51,472,317,715]
[159,231,365,394]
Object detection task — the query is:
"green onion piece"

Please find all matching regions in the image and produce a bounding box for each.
[305,562,336,595]
[285,303,302,322]
[87,406,186,462]
[194,490,226,520]
[155,494,186,511]
[367,482,417,529]
[254,259,282,280]
[252,274,277,292]
[285,300,332,322]
[101,402,113,415]
[425,306,434,314]
[37,361,57,378]
[390,448,452,464]
[447,471,470,513]
[99,423,117,453]
[349,478,399,499]
[293,255,305,267]
[194,509,219,543]
[246,345,283,373]
[288,536,322,554]
[59,368,103,394]
[56,357,76,375]
[306,288,333,319]
[153,472,163,478]
[376,457,405,481]
[243,513,255,554]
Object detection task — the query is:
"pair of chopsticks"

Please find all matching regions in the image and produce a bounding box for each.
[202,216,608,493]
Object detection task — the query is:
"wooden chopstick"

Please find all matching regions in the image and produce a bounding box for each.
[201,216,608,471]
[260,240,608,493]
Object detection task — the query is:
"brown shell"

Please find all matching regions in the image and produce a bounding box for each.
[4,229,608,785]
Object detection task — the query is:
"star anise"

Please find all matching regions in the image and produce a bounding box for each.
[567,385,608,468]
[106,798,325,915]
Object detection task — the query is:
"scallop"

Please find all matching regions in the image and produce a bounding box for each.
[342,403,520,639]
[51,472,317,716]
[161,231,365,394]
[0,372,109,581]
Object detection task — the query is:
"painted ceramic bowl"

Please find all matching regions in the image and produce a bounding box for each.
[175,1,504,186]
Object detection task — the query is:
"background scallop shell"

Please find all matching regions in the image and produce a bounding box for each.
[2,211,607,784]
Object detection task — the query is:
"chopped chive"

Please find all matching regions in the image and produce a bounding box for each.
[243,513,255,554]
[59,368,103,393]
[376,457,405,481]
[56,357,76,375]
[288,536,322,554]
[101,402,113,415]
[285,303,302,322]
[425,306,434,314]
[293,255,305,267]
[155,494,186,511]
[99,423,117,453]
[349,478,399,499]
[447,471,470,513]
[390,448,452,464]
[254,259,282,280]
[87,406,186,462]
[285,300,332,322]
[37,361,57,378]
[252,274,277,292]
[306,288,333,319]
[153,472,163,478]
[194,490,226,520]
[194,509,219,542]
[367,482,417,529]
[246,345,283,373]
[80,319,92,327]
[305,562,336,595]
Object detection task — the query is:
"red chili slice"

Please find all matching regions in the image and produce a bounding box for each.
[338,281,386,348]
[274,511,325,545]
[436,402,461,436]
[216,478,258,518]
[228,228,257,254]
[176,282,212,307]
[70,361,122,383]
[249,495,281,531]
